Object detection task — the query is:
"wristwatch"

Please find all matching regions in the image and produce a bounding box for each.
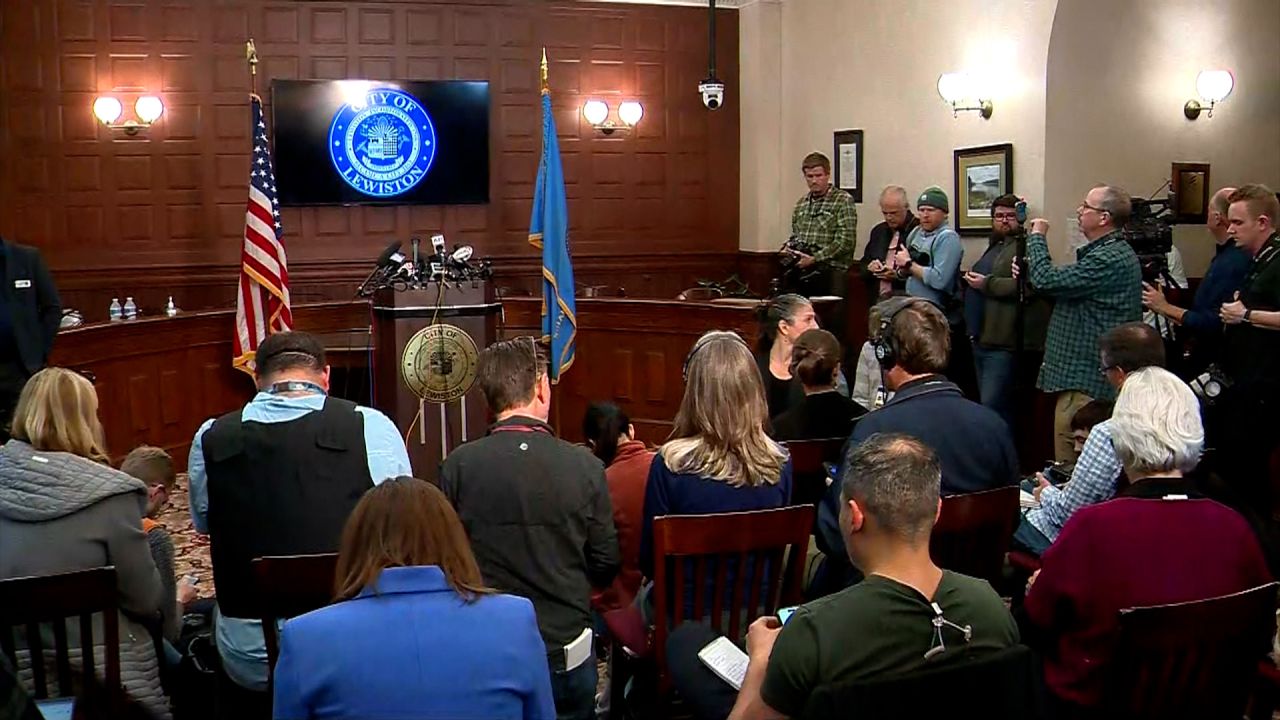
[1244,308,1254,324]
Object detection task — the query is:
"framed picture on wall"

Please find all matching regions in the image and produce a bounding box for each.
[833,129,864,202]
[953,143,1014,235]
[1171,162,1211,224]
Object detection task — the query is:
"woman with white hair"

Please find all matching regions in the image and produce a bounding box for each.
[1021,367,1272,715]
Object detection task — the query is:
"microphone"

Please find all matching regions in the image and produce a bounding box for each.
[430,234,447,258]
[356,240,405,298]
[375,239,402,268]
[450,245,474,264]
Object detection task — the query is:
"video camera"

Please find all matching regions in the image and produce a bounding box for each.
[1122,196,1175,284]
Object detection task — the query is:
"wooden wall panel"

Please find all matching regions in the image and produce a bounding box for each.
[0,0,740,317]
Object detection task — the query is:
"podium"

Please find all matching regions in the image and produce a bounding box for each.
[371,283,500,479]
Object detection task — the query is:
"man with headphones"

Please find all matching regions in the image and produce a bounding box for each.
[811,298,1019,595]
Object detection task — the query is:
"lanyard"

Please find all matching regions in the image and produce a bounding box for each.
[491,423,551,436]
[267,381,326,395]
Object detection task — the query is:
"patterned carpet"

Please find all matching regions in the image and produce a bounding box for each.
[159,474,215,598]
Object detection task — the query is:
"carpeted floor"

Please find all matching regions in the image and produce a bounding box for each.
[159,474,215,599]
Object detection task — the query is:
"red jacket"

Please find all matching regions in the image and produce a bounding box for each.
[592,441,654,612]
[1024,478,1272,707]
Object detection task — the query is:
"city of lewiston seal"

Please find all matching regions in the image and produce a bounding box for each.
[328,87,437,198]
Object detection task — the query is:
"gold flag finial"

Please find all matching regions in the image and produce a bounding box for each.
[540,48,549,94]
[246,39,258,74]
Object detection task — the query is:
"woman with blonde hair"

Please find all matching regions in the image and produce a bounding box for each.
[272,477,553,719]
[0,368,169,718]
[638,331,793,586]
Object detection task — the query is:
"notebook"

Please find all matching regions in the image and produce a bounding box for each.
[698,636,749,690]
[1019,489,1039,509]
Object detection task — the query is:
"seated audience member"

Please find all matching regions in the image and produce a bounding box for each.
[187,331,410,695]
[440,337,619,720]
[121,445,197,650]
[850,303,888,410]
[641,331,793,583]
[754,294,847,419]
[667,434,1018,720]
[1066,400,1112,464]
[1014,322,1164,556]
[0,369,169,718]
[815,298,1018,593]
[273,477,554,720]
[583,402,654,612]
[771,329,867,441]
[1021,367,1272,714]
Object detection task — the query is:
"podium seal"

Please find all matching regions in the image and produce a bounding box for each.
[401,324,479,403]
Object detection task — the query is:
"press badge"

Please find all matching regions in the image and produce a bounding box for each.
[13,279,31,289]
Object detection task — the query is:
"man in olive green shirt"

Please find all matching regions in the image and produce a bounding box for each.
[667,434,1018,720]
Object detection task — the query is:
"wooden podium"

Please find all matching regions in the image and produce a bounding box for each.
[371,282,500,479]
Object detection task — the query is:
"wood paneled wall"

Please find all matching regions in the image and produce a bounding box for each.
[0,0,740,318]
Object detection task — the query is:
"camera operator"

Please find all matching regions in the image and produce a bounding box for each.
[962,194,1051,427]
[1016,185,1142,463]
[1209,184,1280,508]
[1142,187,1250,375]
[785,152,857,296]
[891,187,975,395]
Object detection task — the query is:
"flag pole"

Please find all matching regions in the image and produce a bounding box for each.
[246,39,258,96]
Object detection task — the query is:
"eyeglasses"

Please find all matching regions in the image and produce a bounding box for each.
[1099,364,1118,376]
[992,212,1018,221]
[1078,202,1109,215]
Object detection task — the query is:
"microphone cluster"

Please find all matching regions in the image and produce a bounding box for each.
[355,235,492,297]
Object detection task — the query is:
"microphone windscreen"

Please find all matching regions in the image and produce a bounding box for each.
[376,240,403,267]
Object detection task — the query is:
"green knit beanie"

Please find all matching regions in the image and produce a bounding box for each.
[917,186,949,213]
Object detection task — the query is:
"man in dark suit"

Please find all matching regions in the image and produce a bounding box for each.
[0,237,60,441]
[861,185,920,301]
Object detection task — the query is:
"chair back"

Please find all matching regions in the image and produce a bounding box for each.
[800,644,1036,719]
[784,438,846,509]
[1103,582,1279,718]
[652,506,814,689]
[929,485,1019,583]
[251,553,339,679]
[0,567,121,700]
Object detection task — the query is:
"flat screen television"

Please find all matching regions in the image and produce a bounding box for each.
[271,79,489,206]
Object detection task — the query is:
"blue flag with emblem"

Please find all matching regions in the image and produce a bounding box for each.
[529,50,576,382]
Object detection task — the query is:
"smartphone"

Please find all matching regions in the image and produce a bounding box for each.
[777,606,798,624]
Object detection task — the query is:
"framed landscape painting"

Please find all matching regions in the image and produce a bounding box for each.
[954,143,1013,235]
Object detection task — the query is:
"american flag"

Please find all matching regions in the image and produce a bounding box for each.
[232,94,292,375]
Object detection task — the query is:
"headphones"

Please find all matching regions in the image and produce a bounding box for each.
[872,297,926,370]
[683,331,750,381]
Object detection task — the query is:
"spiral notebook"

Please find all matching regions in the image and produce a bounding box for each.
[698,636,749,690]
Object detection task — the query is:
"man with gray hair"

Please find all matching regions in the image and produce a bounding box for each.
[862,185,919,300]
[1019,185,1142,462]
[667,434,1017,719]
[666,434,1017,720]
[1143,186,1250,374]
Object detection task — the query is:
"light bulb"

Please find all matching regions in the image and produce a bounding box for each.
[135,95,164,123]
[936,73,971,103]
[93,96,123,124]
[1196,70,1234,103]
[618,101,643,127]
[582,100,609,126]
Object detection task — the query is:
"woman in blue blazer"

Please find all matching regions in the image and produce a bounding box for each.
[272,477,555,720]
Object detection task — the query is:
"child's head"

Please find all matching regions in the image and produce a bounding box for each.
[121,445,176,518]
[1069,401,1114,456]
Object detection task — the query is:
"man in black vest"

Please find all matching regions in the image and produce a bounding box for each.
[440,338,619,720]
[187,331,410,697]
[0,237,60,442]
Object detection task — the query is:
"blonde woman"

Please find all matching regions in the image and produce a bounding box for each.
[0,368,169,718]
[639,331,793,584]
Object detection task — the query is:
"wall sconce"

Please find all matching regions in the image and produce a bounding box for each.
[936,72,993,120]
[581,99,643,135]
[1184,70,1234,120]
[93,95,164,135]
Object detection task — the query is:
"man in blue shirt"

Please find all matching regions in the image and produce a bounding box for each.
[1142,186,1250,375]
[188,331,410,695]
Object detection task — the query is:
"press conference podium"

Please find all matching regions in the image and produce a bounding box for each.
[371,283,500,478]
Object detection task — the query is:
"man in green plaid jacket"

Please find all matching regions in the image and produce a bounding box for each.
[1019,185,1142,462]
[788,152,858,284]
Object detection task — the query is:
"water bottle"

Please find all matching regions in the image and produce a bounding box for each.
[109,298,123,322]
[165,296,178,317]
[123,296,138,320]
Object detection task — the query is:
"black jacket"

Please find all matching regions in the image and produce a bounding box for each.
[0,238,60,375]
[771,391,867,442]
[860,214,920,295]
[439,415,620,663]
[814,377,1019,591]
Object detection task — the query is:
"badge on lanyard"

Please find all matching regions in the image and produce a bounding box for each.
[13,279,31,289]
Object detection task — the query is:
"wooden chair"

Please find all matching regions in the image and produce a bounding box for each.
[800,644,1037,720]
[250,553,339,681]
[1102,582,1278,719]
[0,567,121,702]
[783,437,847,509]
[929,485,1019,584]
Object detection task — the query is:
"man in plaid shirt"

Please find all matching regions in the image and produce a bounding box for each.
[1018,185,1142,462]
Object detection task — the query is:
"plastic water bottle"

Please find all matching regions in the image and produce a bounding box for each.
[123,297,138,320]
[109,298,123,322]
[165,296,178,317]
